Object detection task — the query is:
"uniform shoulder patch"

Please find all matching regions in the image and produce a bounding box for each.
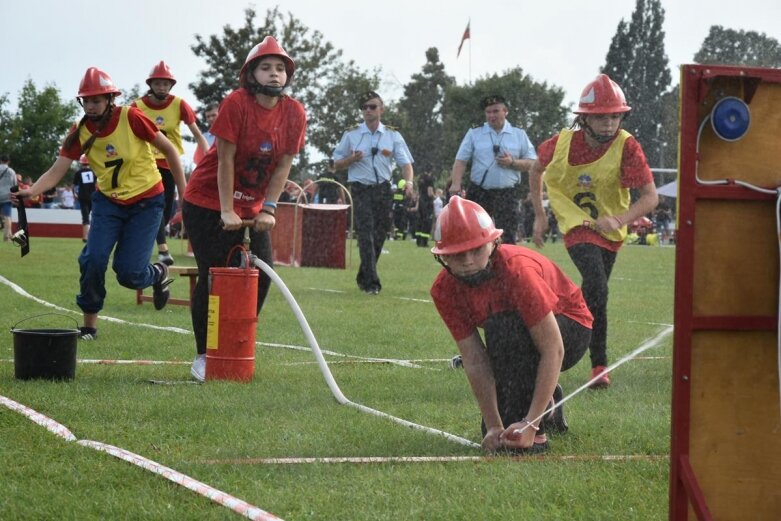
[384,124,399,131]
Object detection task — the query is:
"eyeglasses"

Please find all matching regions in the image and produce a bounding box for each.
[362,103,379,111]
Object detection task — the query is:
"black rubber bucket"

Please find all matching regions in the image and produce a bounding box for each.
[11,314,79,381]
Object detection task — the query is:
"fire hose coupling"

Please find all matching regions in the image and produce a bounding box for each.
[11,229,28,249]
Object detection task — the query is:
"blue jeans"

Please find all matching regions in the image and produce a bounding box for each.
[76,191,164,314]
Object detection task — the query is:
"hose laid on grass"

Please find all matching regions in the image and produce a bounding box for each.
[253,257,481,450]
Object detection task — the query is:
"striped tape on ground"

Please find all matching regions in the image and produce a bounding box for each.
[0,395,77,441]
[78,440,284,521]
[1,393,280,520]
[200,454,669,465]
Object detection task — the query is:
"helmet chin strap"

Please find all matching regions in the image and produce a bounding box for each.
[152,92,168,101]
[250,83,284,97]
[435,242,500,287]
[582,120,617,144]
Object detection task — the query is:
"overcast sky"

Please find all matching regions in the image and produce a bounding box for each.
[3,0,780,163]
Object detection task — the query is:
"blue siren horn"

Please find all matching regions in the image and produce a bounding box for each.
[710,96,751,142]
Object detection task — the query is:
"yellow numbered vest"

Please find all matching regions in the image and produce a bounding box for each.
[544,129,631,242]
[135,97,184,159]
[79,107,160,201]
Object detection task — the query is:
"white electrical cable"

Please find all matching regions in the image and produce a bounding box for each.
[252,257,481,450]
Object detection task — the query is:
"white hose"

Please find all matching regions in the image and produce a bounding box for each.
[252,257,481,450]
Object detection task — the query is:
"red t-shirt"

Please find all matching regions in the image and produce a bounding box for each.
[431,245,593,342]
[537,130,653,250]
[184,89,307,218]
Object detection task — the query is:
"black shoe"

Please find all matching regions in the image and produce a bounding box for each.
[157,251,175,266]
[545,384,569,435]
[501,440,549,456]
[152,262,173,310]
[78,327,98,341]
[449,355,463,369]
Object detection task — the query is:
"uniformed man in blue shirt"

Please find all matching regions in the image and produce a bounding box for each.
[333,91,414,295]
[449,95,537,244]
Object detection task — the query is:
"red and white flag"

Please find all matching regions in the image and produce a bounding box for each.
[457,21,471,58]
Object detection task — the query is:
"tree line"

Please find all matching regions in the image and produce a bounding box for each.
[1,1,780,187]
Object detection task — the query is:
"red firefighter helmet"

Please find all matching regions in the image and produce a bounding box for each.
[240,36,295,85]
[575,74,631,114]
[79,154,89,166]
[78,67,121,98]
[146,60,177,86]
[431,196,503,255]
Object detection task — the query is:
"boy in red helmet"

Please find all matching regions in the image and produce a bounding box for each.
[133,60,210,266]
[14,67,186,339]
[529,74,658,389]
[182,36,307,381]
[430,196,592,454]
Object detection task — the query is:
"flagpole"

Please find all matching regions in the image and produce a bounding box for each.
[457,18,471,84]
[468,25,472,84]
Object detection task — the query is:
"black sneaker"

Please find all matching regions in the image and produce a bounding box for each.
[78,327,98,341]
[152,262,174,310]
[158,251,174,266]
[545,384,569,434]
[449,355,463,369]
[501,439,549,456]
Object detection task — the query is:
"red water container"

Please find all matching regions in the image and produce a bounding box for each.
[205,262,258,382]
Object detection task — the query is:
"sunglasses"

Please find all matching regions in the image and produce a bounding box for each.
[362,103,379,111]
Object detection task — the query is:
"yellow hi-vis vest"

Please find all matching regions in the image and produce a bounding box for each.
[79,107,160,201]
[544,129,631,242]
[135,96,185,159]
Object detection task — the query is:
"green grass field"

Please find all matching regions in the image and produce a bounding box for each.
[0,235,674,520]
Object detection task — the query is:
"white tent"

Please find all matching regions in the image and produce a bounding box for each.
[657,180,677,198]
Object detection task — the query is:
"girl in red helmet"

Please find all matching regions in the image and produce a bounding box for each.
[430,196,592,454]
[14,67,187,340]
[182,36,307,381]
[529,74,659,389]
[133,60,210,266]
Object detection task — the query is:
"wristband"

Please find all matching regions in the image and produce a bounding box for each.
[263,201,277,209]
[261,209,276,217]
[520,418,539,431]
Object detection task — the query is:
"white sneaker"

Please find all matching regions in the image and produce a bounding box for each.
[191,354,206,382]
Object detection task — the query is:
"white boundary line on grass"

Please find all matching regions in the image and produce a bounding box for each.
[200,454,669,465]
[0,393,283,521]
[0,275,421,368]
